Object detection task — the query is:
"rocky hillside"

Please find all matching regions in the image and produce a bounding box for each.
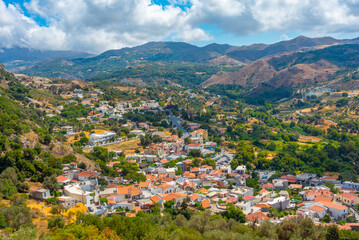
[202,44,359,100]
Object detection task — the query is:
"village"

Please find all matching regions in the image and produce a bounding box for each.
[25,85,359,231]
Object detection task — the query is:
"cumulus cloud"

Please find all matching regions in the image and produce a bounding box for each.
[280,34,290,41]
[1,0,359,53]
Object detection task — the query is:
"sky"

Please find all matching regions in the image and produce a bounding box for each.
[1,0,359,53]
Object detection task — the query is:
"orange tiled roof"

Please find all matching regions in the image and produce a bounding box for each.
[254,204,271,208]
[201,199,211,209]
[258,188,268,194]
[78,172,92,177]
[337,193,359,200]
[314,196,332,202]
[246,212,270,222]
[310,205,326,212]
[190,194,202,201]
[117,185,142,196]
[320,201,348,210]
[198,188,210,194]
[150,195,161,203]
[243,195,255,201]
[163,193,182,202]
[262,183,274,189]
[57,175,69,182]
[139,182,150,188]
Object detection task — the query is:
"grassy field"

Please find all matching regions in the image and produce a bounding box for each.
[104,138,143,155]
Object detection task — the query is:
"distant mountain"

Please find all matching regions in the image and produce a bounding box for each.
[17,42,234,79]
[202,44,359,101]
[0,47,91,71]
[13,35,359,84]
[224,36,359,63]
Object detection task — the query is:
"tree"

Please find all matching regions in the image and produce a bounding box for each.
[78,162,87,170]
[43,175,60,193]
[322,214,331,223]
[6,226,37,240]
[164,200,175,210]
[224,204,245,223]
[48,216,65,229]
[0,196,33,230]
[0,212,7,228]
[51,224,121,240]
[189,149,202,158]
[79,136,89,145]
[0,167,18,184]
[230,141,255,170]
[326,225,339,240]
[0,178,17,199]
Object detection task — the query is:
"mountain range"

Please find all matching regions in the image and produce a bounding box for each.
[2,35,359,100]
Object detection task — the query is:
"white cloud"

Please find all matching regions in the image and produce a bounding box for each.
[173,27,213,42]
[1,0,359,53]
[280,34,290,41]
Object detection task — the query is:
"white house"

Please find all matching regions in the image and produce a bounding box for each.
[89,131,116,145]
[185,143,203,153]
[320,201,348,220]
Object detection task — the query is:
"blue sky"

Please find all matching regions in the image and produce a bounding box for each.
[1,0,359,53]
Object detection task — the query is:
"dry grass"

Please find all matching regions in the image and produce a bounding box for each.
[104,139,143,155]
[112,86,136,93]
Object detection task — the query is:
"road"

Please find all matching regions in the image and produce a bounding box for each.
[348,205,359,221]
[296,110,305,116]
[169,114,189,138]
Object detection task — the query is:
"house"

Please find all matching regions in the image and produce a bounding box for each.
[138,182,151,190]
[342,181,359,191]
[77,171,92,181]
[190,129,208,141]
[150,195,162,205]
[289,184,303,190]
[262,183,274,190]
[64,183,97,206]
[129,129,145,136]
[280,175,296,184]
[157,184,176,194]
[320,201,348,220]
[235,165,246,174]
[58,196,77,208]
[245,212,270,223]
[204,142,217,151]
[185,143,203,153]
[322,176,339,184]
[296,173,316,185]
[336,193,359,206]
[89,131,116,145]
[301,188,332,201]
[309,204,327,219]
[117,185,142,200]
[230,186,254,198]
[61,126,74,136]
[267,197,290,211]
[273,179,288,190]
[136,198,154,211]
[163,193,187,206]
[57,175,70,185]
[201,199,211,209]
[29,187,51,200]
[190,194,204,203]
